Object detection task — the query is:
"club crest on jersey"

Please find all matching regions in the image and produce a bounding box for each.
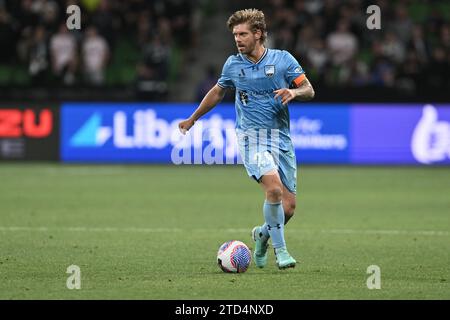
[264,65,275,77]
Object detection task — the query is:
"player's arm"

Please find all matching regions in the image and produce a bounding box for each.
[274,75,315,105]
[178,84,227,134]
[290,76,315,101]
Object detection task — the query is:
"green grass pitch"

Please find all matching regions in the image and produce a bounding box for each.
[0,164,449,299]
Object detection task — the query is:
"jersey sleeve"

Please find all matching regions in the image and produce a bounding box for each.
[217,56,235,89]
[284,51,306,88]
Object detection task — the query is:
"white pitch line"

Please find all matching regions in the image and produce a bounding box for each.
[222,228,450,236]
[67,227,183,233]
[0,226,181,233]
[0,226,448,237]
[322,229,450,236]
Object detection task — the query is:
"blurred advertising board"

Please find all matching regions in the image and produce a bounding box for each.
[60,102,450,165]
[352,104,450,165]
[0,104,59,160]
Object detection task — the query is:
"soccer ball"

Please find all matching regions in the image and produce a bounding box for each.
[217,240,252,273]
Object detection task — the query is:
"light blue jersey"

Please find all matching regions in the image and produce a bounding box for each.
[217,48,305,193]
[217,48,305,151]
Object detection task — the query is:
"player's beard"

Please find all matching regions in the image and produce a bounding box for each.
[239,39,257,55]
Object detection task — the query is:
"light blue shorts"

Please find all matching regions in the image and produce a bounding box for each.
[237,131,297,194]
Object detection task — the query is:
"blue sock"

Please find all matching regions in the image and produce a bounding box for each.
[263,200,286,249]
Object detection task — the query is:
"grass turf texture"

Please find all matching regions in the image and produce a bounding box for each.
[0,164,449,299]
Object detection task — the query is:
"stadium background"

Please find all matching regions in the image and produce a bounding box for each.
[0,0,449,300]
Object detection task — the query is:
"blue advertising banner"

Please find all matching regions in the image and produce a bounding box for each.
[61,103,350,163]
[60,102,450,165]
[61,103,235,162]
[351,104,450,165]
[289,105,350,163]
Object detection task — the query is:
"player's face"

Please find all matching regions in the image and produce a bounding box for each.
[232,23,260,54]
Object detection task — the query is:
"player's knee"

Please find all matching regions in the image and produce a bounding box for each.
[266,186,283,202]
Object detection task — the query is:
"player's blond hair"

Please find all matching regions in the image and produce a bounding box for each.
[227,9,267,44]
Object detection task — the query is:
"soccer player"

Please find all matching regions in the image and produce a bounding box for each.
[178,9,315,269]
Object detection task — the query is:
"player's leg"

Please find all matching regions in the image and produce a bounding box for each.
[255,180,295,249]
[250,170,279,268]
[278,147,297,225]
[282,184,296,224]
[251,148,297,268]
[252,170,280,268]
[235,131,272,268]
[259,170,296,269]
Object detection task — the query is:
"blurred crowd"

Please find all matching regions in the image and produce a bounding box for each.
[0,0,198,86]
[259,0,450,92]
[1,0,450,95]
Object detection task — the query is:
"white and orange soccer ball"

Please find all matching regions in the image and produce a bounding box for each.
[217,240,252,273]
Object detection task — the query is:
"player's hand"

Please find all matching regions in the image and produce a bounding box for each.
[274,88,295,105]
[178,118,195,135]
